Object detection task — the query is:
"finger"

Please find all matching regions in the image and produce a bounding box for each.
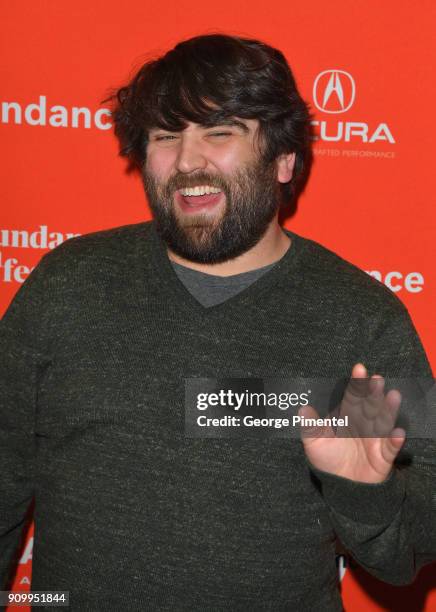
[385,389,402,414]
[357,375,387,422]
[368,374,385,397]
[373,389,402,436]
[362,375,385,416]
[352,363,367,378]
[341,366,380,434]
[384,389,402,429]
[390,428,406,448]
[381,428,406,464]
[344,363,371,403]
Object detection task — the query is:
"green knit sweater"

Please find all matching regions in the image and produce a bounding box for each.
[1,221,434,611]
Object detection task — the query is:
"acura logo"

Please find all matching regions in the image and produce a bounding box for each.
[313,70,356,114]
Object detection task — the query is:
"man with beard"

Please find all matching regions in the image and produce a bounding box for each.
[1,34,435,611]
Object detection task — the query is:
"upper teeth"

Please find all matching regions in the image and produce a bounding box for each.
[179,185,222,196]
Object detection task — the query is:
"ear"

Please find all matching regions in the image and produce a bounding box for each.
[276,152,296,184]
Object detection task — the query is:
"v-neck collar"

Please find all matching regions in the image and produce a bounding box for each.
[136,220,305,319]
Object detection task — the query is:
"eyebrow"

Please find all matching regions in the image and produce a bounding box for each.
[149,119,250,135]
[206,119,250,133]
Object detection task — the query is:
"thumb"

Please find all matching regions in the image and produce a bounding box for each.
[382,427,406,464]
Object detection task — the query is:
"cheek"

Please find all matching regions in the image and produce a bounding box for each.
[145,150,174,180]
[211,146,255,174]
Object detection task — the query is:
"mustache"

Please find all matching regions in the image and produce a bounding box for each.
[169,175,226,191]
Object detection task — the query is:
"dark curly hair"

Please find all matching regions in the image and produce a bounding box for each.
[106,33,313,206]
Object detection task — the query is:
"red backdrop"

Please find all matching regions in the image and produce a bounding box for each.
[1,1,435,610]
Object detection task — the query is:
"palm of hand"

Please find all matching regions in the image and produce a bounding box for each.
[301,364,405,484]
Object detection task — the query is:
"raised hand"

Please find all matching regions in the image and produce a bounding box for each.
[300,363,406,483]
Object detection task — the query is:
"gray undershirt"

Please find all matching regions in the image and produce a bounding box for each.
[170,260,277,307]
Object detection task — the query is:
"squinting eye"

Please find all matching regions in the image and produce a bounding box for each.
[209,132,232,137]
[155,135,177,141]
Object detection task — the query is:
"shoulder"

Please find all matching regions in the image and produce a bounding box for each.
[291,231,408,320]
[34,221,154,280]
[289,232,432,376]
[42,221,152,263]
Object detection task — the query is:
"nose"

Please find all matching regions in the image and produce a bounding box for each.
[175,133,208,174]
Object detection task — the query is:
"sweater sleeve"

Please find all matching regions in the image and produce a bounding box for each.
[0,255,52,590]
[309,301,436,585]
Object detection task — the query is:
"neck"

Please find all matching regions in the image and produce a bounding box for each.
[166,216,291,277]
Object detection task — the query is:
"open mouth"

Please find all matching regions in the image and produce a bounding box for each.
[176,186,224,211]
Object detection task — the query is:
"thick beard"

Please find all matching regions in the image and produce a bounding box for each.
[141,157,280,264]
